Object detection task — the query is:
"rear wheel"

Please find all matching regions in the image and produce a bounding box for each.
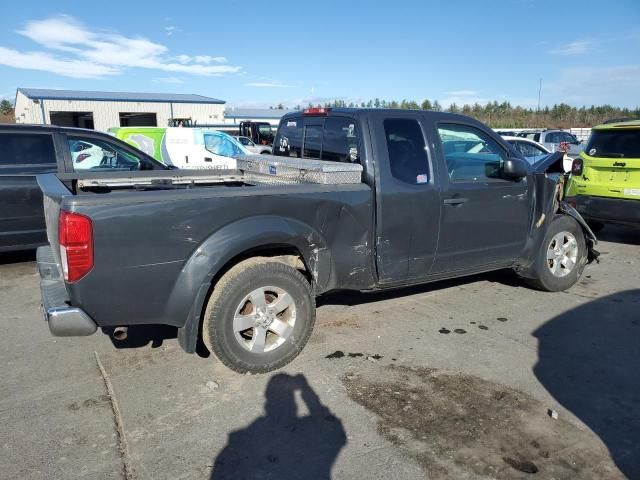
[202,259,315,373]
[526,216,587,292]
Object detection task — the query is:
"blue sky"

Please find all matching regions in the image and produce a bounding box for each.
[1,0,638,108]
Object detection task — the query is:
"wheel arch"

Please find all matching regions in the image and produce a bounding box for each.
[173,215,333,353]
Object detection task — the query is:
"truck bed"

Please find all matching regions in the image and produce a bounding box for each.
[37,170,375,330]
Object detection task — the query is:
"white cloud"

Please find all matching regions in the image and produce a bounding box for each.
[549,41,592,55]
[245,81,294,88]
[165,26,175,36]
[174,54,192,64]
[153,77,184,84]
[0,15,240,79]
[545,65,640,107]
[0,46,118,78]
[194,55,227,64]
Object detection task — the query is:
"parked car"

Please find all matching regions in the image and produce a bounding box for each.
[503,136,573,172]
[36,108,597,373]
[517,129,584,157]
[0,124,167,252]
[234,136,272,155]
[565,119,640,232]
[110,127,248,169]
[495,130,517,137]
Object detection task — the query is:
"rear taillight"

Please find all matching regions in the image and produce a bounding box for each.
[571,158,583,176]
[59,211,93,282]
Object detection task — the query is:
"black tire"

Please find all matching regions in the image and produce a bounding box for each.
[587,221,605,234]
[526,215,587,292]
[202,259,315,373]
[260,150,270,155]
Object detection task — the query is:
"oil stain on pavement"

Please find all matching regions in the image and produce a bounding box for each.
[343,365,622,479]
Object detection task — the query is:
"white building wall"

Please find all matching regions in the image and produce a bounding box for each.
[13,92,225,131]
[14,91,43,124]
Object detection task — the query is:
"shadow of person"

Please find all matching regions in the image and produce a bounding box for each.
[211,373,347,480]
[533,289,640,478]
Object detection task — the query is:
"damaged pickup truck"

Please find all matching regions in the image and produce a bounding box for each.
[36,108,598,373]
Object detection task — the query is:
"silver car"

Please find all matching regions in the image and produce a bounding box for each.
[234,136,272,155]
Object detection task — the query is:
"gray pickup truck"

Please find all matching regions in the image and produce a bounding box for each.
[36,108,598,373]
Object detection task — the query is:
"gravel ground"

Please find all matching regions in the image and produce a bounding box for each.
[1,225,639,480]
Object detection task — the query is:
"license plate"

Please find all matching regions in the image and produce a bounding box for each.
[624,188,640,196]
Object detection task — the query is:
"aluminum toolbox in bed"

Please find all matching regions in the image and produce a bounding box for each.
[236,154,362,185]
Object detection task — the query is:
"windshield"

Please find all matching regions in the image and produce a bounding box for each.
[203,131,247,157]
[585,129,640,158]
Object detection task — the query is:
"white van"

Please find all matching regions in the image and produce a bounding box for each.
[109,127,248,169]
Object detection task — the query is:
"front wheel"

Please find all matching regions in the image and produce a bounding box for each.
[202,259,315,373]
[525,215,587,292]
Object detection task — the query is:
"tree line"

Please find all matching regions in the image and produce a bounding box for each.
[280,99,640,129]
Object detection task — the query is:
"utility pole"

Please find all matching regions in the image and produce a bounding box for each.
[537,78,542,127]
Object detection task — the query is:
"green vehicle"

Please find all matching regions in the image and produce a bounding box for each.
[565,120,640,232]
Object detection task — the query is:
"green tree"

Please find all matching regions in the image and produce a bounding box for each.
[0,99,13,115]
[421,99,432,110]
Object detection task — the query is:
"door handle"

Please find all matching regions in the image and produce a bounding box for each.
[443,197,469,205]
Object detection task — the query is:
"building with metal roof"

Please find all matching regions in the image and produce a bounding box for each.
[15,88,226,131]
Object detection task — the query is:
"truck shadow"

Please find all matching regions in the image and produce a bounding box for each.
[103,325,177,349]
[533,289,640,479]
[0,249,36,265]
[210,373,346,479]
[317,269,522,307]
[597,224,640,246]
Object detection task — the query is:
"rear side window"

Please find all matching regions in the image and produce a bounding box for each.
[438,123,507,182]
[275,118,303,158]
[322,117,359,162]
[384,119,430,185]
[586,129,640,158]
[0,133,55,165]
[275,116,360,163]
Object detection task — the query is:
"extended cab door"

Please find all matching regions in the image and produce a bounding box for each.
[430,121,531,273]
[373,113,441,283]
[0,130,59,250]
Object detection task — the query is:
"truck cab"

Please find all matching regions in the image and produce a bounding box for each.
[274,108,535,282]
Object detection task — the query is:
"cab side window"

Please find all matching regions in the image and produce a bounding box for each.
[384,119,430,185]
[437,123,507,182]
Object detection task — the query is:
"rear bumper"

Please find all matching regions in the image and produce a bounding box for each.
[566,195,640,226]
[37,246,97,337]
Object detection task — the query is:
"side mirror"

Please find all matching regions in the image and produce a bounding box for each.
[503,157,528,179]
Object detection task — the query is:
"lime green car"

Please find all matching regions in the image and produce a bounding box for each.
[565,120,640,231]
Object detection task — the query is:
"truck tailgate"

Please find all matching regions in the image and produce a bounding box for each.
[36,174,70,271]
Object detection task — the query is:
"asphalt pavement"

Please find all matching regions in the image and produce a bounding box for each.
[1,225,639,480]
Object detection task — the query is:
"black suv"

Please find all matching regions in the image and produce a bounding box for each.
[0,124,167,252]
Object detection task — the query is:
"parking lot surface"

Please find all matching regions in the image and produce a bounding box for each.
[1,226,639,480]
